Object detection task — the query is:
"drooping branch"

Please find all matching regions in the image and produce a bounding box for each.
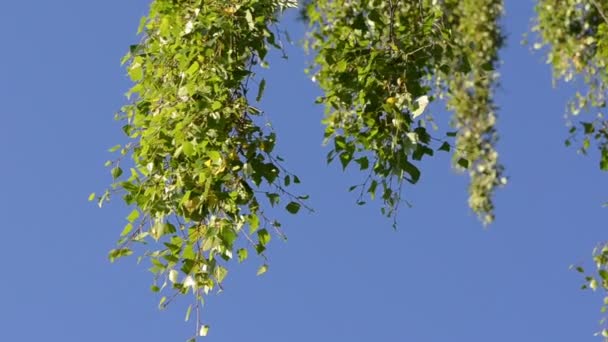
[441,0,506,225]
[97,0,303,338]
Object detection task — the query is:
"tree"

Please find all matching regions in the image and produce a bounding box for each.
[91,0,608,339]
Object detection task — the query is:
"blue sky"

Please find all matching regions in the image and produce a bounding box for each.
[1,1,607,341]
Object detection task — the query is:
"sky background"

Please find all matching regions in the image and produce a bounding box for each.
[1,1,607,341]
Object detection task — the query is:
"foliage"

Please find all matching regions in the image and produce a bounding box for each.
[93,0,303,338]
[534,0,608,338]
[575,246,608,339]
[93,0,608,339]
[535,0,608,164]
[304,0,453,223]
[305,0,505,225]
[441,0,506,225]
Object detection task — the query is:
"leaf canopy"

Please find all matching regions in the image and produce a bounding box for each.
[95,0,608,339]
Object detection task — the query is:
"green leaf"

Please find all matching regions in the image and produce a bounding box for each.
[237,248,248,263]
[108,248,133,263]
[88,192,96,201]
[266,192,280,206]
[207,150,221,163]
[339,152,352,170]
[211,101,222,111]
[438,142,450,152]
[413,145,434,161]
[159,17,170,35]
[111,166,123,179]
[108,144,121,152]
[220,227,237,248]
[256,79,266,102]
[186,61,199,75]
[249,214,260,231]
[412,95,429,118]
[128,64,143,82]
[199,325,209,337]
[255,243,266,255]
[286,202,301,214]
[257,264,268,276]
[159,296,167,310]
[457,158,470,169]
[183,244,195,260]
[185,304,193,322]
[120,223,133,237]
[591,278,599,290]
[245,10,255,30]
[355,157,369,170]
[368,180,378,200]
[127,209,140,223]
[403,160,421,184]
[215,266,228,283]
[169,269,178,283]
[182,141,195,157]
[258,229,271,246]
[582,122,594,134]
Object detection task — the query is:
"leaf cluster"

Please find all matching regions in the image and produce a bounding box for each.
[94,0,608,339]
[95,0,303,338]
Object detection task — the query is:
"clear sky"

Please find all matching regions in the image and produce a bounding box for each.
[1,1,607,341]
